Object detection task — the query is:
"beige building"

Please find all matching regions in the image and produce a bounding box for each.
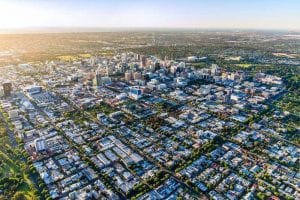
[125,70,133,81]
[133,72,142,80]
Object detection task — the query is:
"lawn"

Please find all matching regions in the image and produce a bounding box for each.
[0,115,39,199]
[235,63,252,68]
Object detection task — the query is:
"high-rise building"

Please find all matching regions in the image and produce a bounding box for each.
[90,57,96,66]
[230,73,236,80]
[125,70,133,81]
[2,82,12,97]
[129,86,143,100]
[211,64,219,75]
[223,89,232,104]
[170,66,178,74]
[141,56,147,67]
[133,72,142,80]
[100,77,112,85]
[154,62,161,71]
[95,70,102,86]
[134,53,141,61]
[223,94,231,104]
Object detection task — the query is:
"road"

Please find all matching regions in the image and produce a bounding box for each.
[26,91,127,199]
[116,134,208,199]
[54,90,208,198]
[30,86,294,199]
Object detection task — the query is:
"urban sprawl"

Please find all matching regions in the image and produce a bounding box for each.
[0,53,298,200]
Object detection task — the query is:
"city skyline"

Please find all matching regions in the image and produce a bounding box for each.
[0,0,300,31]
[0,1,299,199]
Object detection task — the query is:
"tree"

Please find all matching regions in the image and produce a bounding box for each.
[213,135,224,145]
[12,192,27,200]
[257,192,265,200]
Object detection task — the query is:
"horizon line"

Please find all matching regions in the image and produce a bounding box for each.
[0,26,300,34]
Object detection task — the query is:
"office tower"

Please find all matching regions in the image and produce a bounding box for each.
[133,72,142,80]
[125,70,133,81]
[2,82,12,97]
[95,70,102,86]
[129,86,143,100]
[141,56,147,67]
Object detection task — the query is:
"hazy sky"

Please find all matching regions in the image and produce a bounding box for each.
[0,0,299,30]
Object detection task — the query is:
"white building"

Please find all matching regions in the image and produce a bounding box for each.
[129,86,143,100]
[25,86,43,95]
[34,138,47,152]
[8,110,19,120]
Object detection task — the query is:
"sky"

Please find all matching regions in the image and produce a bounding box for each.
[0,0,299,31]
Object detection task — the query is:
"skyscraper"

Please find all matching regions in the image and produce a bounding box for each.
[2,82,12,97]
[133,71,142,80]
[141,56,147,67]
[129,86,143,100]
[95,69,102,86]
[125,70,133,81]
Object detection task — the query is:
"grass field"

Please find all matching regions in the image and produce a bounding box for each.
[0,111,39,199]
[234,63,252,68]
